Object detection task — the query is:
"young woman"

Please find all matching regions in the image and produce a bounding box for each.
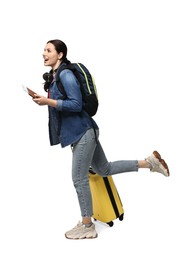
[33,39,170,239]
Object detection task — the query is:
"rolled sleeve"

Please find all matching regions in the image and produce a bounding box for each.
[56,99,64,111]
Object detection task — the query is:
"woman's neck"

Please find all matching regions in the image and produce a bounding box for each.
[52,60,62,71]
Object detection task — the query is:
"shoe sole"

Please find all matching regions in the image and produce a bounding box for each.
[65,234,98,239]
[153,151,170,176]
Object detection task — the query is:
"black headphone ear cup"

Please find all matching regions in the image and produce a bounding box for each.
[43,72,49,80]
[43,72,53,82]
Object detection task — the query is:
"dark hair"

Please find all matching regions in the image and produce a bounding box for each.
[43,39,70,92]
[47,39,68,60]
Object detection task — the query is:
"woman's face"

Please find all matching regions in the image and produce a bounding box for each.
[43,42,62,69]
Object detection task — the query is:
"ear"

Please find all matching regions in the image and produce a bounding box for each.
[58,52,63,60]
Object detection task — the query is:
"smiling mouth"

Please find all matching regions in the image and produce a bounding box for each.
[43,56,49,62]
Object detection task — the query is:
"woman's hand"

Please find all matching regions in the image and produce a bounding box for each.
[33,94,48,106]
[33,94,57,107]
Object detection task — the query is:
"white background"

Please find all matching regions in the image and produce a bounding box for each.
[0,0,190,259]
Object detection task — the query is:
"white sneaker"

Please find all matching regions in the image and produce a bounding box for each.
[65,221,83,236]
[65,221,98,239]
[146,151,170,177]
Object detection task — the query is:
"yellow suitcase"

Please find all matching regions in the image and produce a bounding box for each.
[89,169,124,226]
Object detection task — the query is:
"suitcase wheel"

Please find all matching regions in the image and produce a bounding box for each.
[119,213,124,221]
[94,218,114,227]
[107,221,114,227]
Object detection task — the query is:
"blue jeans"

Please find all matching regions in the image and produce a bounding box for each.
[72,128,138,217]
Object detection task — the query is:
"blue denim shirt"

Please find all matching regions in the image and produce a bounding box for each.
[48,67,99,148]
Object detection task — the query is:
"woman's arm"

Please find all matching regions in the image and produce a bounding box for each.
[56,69,83,112]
